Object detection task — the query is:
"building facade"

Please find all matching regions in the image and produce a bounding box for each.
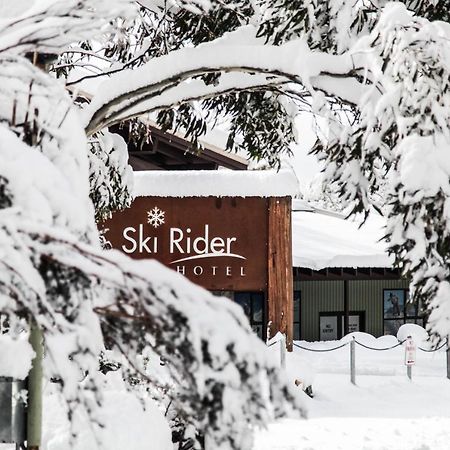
[101,170,298,348]
[108,123,419,344]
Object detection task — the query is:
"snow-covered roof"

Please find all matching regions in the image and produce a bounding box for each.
[133,169,300,198]
[292,207,393,270]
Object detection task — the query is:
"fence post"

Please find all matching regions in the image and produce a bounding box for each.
[280,334,286,369]
[405,336,415,382]
[350,337,356,385]
[27,320,43,450]
[447,338,450,380]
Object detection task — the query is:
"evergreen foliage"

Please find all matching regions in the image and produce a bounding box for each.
[2,0,450,448]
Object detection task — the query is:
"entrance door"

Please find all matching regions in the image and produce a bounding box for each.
[319,311,365,340]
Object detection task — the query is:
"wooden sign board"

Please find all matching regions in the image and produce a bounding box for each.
[100,197,269,291]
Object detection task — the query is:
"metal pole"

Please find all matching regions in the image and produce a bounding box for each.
[447,338,450,380]
[280,334,286,369]
[407,365,412,381]
[350,337,356,385]
[27,320,43,450]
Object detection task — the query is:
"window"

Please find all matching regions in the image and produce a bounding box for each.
[293,291,301,341]
[383,289,425,336]
[234,292,265,339]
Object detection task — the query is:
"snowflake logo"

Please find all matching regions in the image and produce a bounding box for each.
[147,206,165,228]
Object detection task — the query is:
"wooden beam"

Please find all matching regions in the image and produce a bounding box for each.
[343,268,357,277]
[329,267,343,277]
[293,266,403,281]
[267,197,293,351]
[358,267,371,277]
[109,122,248,171]
[128,155,162,171]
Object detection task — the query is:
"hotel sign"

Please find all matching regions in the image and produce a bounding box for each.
[100,197,268,291]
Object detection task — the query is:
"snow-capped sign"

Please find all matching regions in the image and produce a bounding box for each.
[405,337,416,366]
[100,196,269,291]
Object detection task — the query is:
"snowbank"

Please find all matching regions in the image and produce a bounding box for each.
[43,372,172,450]
[397,324,431,348]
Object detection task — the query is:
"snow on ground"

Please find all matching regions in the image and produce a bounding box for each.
[257,330,450,450]
[2,328,449,450]
[41,373,172,450]
[0,371,173,450]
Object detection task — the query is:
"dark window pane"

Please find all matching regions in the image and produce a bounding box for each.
[384,319,403,336]
[293,291,301,323]
[234,292,249,302]
[293,323,300,341]
[252,324,263,339]
[252,294,263,323]
[234,293,251,319]
[405,300,417,318]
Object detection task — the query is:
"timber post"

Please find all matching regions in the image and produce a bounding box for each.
[267,197,293,351]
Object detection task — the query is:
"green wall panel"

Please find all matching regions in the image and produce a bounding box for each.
[295,278,410,341]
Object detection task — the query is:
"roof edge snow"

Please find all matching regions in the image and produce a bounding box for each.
[133,169,300,198]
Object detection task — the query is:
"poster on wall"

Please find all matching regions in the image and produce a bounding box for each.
[341,315,360,334]
[320,315,338,341]
[383,289,405,318]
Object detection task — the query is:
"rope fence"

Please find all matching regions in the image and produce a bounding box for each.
[292,339,447,353]
[269,336,450,383]
[417,341,448,352]
[293,342,350,352]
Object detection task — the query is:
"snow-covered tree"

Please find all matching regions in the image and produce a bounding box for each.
[0,2,302,450]
[74,0,450,343]
[72,0,450,342]
[2,0,450,448]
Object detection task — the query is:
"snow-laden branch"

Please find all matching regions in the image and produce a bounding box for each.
[0,210,303,449]
[83,28,365,135]
[0,0,135,55]
[92,73,290,130]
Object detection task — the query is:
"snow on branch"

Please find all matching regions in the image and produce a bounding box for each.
[95,73,289,131]
[83,27,364,135]
[0,211,303,449]
[0,0,135,55]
